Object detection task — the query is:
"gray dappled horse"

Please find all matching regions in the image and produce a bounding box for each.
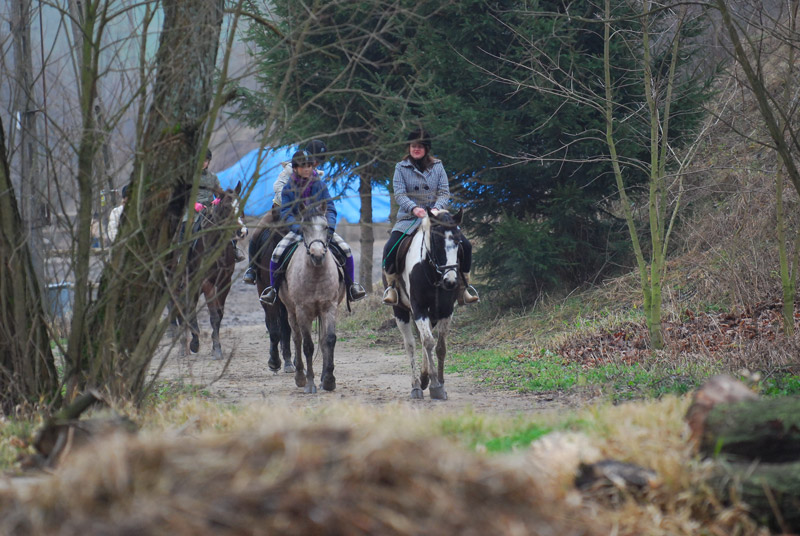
[280,207,345,393]
[391,209,465,400]
[176,181,247,360]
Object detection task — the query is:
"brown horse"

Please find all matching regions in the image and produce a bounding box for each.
[252,208,295,373]
[175,181,246,360]
[280,208,345,393]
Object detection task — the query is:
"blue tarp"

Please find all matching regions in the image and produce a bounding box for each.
[217,147,391,223]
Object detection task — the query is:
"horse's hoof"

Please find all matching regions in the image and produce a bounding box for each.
[321,375,336,391]
[429,385,448,400]
[190,338,199,354]
[284,362,296,373]
[410,388,424,399]
[304,383,317,394]
[295,370,306,387]
[420,372,429,390]
[268,358,281,372]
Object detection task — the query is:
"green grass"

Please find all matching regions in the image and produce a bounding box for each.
[758,375,800,396]
[446,348,708,402]
[438,411,555,453]
[0,419,40,471]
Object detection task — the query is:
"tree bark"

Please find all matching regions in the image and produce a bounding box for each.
[697,397,800,463]
[0,117,58,414]
[359,173,374,291]
[85,0,225,400]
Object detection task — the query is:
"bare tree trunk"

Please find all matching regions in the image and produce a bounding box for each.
[86,0,226,399]
[359,173,374,291]
[0,118,58,414]
[11,0,45,286]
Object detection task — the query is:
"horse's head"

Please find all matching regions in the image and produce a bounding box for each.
[212,181,248,239]
[299,204,330,267]
[423,208,464,291]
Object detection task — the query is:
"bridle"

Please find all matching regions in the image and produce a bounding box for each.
[421,220,461,287]
[301,216,330,258]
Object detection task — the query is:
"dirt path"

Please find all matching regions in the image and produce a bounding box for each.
[155,258,580,416]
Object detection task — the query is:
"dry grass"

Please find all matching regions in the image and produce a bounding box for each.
[0,397,772,536]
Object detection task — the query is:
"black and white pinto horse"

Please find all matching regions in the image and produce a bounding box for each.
[176,181,248,360]
[392,208,465,400]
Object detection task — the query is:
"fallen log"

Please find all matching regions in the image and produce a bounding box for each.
[697,397,800,462]
[686,375,800,532]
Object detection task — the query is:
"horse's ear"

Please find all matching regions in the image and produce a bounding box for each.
[454,208,463,225]
[426,207,434,219]
[235,181,242,195]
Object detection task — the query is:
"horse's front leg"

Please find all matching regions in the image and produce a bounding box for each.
[287,312,306,388]
[415,316,446,400]
[435,318,451,390]
[279,304,294,373]
[319,309,337,392]
[394,307,422,399]
[299,318,317,394]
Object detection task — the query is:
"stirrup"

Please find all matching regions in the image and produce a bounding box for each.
[349,283,367,302]
[462,285,480,304]
[382,285,398,305]
[260,286,277,305]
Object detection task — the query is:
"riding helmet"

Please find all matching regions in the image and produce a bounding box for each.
[304,139,327,162]
[205,148,212,161]
[407,127,431,151]
[291,150,314,167]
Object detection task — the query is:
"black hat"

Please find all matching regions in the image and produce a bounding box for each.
[205,148,212,161]
[407,128,431,151]
[121,184,130,198]
[304,139,327,162]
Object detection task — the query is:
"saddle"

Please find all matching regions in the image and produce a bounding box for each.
[394,230,418,275]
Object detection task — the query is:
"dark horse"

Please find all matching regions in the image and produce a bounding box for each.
[252,208,295,373]
[390,209,466,400]
[175,181,247,360]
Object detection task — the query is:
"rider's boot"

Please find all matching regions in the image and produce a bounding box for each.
[344,256,367,302]
[243,233,260,284]
[259,260,280,305]
[382,271,398,305]
[458,272,480,305]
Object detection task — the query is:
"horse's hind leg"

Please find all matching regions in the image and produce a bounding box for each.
[264,305,282,372]
[188,314,200,355]
[209,304,223,361]
[395,308,422,399]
